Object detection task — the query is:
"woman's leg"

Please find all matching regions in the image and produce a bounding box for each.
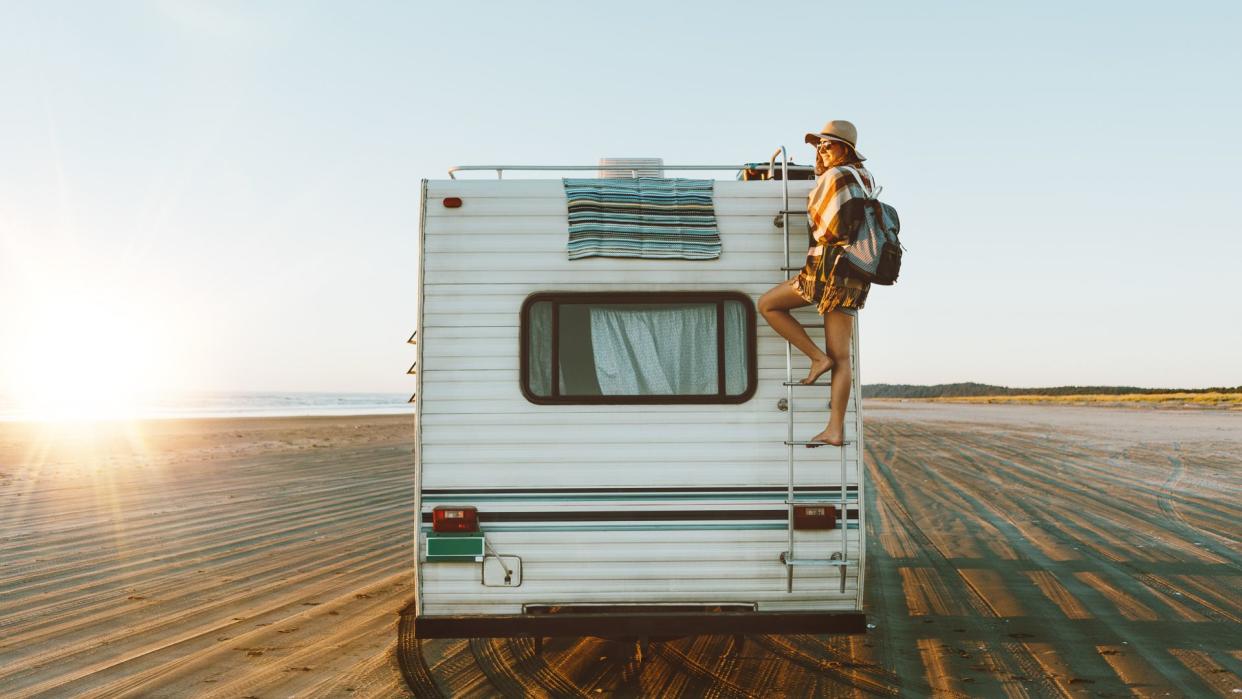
[808,310,853,447]
[757,282,833,384]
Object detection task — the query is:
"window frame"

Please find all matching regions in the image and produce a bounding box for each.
[519,291,758,405]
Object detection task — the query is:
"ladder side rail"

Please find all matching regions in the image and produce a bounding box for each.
[851,314,865,601]
[769,146,798,593]
[840,415,849,592]
[834,316,861,592]
[841,320,853,564]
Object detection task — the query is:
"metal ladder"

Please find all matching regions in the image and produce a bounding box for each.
[770,146,854,594]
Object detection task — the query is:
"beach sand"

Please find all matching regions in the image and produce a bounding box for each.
[0,415,417,698]
[2,405,1240,697]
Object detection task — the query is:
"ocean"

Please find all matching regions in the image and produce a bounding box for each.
[0,391,415,421]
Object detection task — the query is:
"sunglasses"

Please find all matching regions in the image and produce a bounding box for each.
[816,139,840,151]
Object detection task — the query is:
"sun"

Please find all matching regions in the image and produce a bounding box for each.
[6,295,167,421]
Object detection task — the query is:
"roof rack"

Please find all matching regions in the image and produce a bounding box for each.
[447,163,815,179]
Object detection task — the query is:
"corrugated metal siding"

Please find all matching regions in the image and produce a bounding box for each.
[417,178,865,615]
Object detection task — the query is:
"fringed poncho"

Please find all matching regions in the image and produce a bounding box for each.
[790,165,875,314]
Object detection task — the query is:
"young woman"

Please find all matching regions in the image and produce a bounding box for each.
[757,120,875,447]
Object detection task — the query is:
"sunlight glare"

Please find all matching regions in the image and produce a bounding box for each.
[8,295,168,421]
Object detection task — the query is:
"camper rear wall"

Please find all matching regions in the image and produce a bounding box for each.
[414,178,865,616]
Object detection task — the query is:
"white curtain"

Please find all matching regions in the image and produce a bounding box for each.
[527,302,552,396]
[589,304,718,395]
[724,300,748,395]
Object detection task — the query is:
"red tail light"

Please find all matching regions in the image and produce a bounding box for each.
[432,506,478,533]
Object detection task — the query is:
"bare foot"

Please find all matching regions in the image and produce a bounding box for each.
[806,426,844,448]
[801,356,834,385]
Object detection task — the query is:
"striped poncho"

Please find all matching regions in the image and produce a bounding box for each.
[807,165,875,248]
[564,178,721,260]
[790,165,876,314]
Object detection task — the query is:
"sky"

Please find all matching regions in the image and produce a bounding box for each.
[1,0,1239,401]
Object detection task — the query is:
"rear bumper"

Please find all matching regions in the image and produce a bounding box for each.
[412,609,867,638]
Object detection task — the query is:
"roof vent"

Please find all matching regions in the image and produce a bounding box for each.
[598,158,664,179]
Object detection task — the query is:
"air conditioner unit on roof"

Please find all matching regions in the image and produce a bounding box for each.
[598,158,664,179]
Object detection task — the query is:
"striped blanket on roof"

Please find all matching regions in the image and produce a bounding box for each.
[564,178,721,260]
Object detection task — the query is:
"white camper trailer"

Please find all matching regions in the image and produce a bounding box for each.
[411,154,867,640]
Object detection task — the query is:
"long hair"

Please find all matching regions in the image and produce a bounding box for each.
[817,142,865,173]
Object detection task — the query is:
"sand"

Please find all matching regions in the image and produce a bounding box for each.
[0,415,417,698]
[865,399,1242,444]
[2,405,1240,697]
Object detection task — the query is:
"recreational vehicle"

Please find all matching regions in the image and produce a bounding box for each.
[409,153,867,641]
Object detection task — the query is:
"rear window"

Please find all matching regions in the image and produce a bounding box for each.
[520,292,756,404]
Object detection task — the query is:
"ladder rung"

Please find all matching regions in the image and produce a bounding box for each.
[778,209,809,214]
[784,440,853,447]
[779,266,803,272]
[781,381,830,387]
[780,555,852,567]
[784,499,849,506]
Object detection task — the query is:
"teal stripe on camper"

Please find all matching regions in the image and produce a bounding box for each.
[421,491,858,503]
[420,524,785,533]
[563,177,721,260]
[419,523,860,533]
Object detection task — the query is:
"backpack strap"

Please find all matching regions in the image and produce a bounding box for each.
[840,166,889,240]
[840,165,881,199]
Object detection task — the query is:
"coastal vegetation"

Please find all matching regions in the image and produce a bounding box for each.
[862,383,1242,408]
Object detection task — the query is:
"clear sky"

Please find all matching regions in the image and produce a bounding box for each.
[1,1,1239,404]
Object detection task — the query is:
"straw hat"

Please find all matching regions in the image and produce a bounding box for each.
[804,119,865,160]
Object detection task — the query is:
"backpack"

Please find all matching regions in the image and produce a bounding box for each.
[834,167,903,286]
